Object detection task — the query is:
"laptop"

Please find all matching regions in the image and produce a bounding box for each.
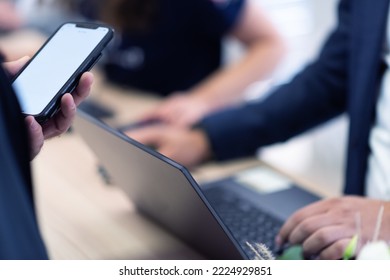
[73,110,320,259]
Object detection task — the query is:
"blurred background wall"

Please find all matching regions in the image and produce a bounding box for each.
[255,0,345,196]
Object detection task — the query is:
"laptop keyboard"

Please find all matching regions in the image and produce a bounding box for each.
[204,187,283,259]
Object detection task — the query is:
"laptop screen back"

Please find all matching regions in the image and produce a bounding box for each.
[73,110,246,259]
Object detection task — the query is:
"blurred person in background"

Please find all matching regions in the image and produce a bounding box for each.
[6,0,285,126]
[0,0,23,32]
[0,1,83,60]
[128,0,390,259]
[80,0,285,127]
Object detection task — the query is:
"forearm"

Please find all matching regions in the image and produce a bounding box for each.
[188,37,285,110]
[187,0,286,110]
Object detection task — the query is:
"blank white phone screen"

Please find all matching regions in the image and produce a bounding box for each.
[13,23,109,115]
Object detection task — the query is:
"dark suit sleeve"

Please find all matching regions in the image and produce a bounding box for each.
[199,0,351,161]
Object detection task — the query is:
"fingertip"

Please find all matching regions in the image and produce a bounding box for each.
[275,235,282,247]
[81,71,94,86]
[73,73,93,105]
[19,55,31,62]
[61,92,73,101]
[60,94,76,118]
[4,56,31,75]
[14,56,31,67]
[62,93,76,108]
[25,115,40,132]
[276,222,291,246]
[25,115,34,125]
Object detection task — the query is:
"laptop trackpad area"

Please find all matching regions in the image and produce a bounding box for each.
[202,167,320,221]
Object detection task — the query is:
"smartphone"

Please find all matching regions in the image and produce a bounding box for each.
[12,22,114,123]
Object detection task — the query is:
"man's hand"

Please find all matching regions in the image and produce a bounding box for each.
[125,124,211,168]
[140,93,212,127]
[276,196,390,259]
[4,57,93,159]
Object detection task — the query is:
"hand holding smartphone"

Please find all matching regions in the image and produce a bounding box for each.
[12,22,114,123]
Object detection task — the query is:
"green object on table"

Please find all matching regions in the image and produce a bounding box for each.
[276,234,359,260]
[277,245,304,260]
[343,234,358,260]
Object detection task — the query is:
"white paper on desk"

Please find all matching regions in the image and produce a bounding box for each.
[234,167,291,194]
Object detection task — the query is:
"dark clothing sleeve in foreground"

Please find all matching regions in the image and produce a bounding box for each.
[0,60,48,260]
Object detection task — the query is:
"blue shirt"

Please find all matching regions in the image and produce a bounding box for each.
[102,0,245,95]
